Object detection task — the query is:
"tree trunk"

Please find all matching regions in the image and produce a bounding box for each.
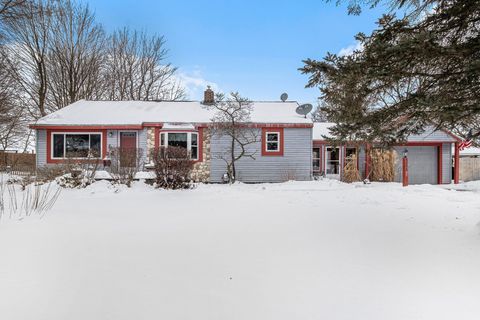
[230,136,236,183]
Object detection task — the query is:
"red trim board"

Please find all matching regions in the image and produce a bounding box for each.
[261,128,284,156]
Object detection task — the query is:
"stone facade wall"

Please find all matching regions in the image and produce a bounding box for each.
[146,127,156,164]
[191,128,211,182]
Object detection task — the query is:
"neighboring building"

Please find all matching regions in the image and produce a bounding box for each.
[30,89,313,183]
[458,147,480,182]
[312,122,462,185]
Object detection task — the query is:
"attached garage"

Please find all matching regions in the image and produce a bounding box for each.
[392,127,457,184]
[313,123,461,185]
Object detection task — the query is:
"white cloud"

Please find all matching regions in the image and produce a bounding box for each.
[338,41,363,56]
[176,67,220,100]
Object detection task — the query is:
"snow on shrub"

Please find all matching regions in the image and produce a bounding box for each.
[151,146,194,190]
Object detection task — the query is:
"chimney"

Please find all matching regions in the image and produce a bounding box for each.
[203,86,214,105]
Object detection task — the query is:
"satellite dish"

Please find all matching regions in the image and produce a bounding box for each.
[296,103,313,118]
[280,93,288,102]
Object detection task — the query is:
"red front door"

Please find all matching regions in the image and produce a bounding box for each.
[120,132,137,167]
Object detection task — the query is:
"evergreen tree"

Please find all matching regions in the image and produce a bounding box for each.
[302,0,480,143]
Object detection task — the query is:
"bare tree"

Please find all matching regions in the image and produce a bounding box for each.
[103,28,185,101]
[47,0,106,109]
[0,1,26,27]
[208,92,259,183]
[311,100,329,122]
[2,0,53,119]
[0,44,28,151]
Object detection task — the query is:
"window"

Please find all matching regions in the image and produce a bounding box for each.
[160,132,199,160]
[345,147,358,168]
[313,147,321,173]
[191,133,198,160]
[266,132,280,152]
[262,128,284,156]
[326,146,340,175]
[52,133,102,159]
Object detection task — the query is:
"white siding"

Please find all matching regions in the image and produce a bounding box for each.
[210,128,312,183]
[36,129,47,167]
[138,128,148,166]
[442,143,452,184]
[408,126,457,142]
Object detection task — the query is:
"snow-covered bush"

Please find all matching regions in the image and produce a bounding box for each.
[151,147,194,189]
[55,172,95,189]
[36,152,101,188]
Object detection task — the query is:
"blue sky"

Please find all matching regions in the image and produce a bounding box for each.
[87,0,387,104]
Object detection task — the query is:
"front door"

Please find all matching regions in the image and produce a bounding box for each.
[325,146,340,179]
[120,132,137,167]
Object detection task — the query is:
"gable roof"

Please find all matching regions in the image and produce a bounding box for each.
[32,100,311,126]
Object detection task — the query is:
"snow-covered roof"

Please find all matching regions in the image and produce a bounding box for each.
[312,122,335,140]
[33,100,311,126]
[460,147,480,156]
[313,122,458,143]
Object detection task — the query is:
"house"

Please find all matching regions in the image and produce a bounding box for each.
[30,86,464,185]
[312,122,462,184]
[30,89,313,183]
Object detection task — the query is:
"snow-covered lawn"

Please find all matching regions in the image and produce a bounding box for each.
[1,179,480,320]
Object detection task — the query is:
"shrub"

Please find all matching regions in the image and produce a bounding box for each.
[52,153,100,188]
[151,146,194,189]
[0,175,61,220]
[108,147,144,187]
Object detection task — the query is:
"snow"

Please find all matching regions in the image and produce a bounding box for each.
[1,180,480,320]
[94,170,113,179]
[313,122,335,139]
[34,100,311,126]
[162,122,196,130]
[134,171,156,179]
[460,147,480,156]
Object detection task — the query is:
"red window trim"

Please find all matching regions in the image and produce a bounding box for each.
[46,129,107,164]
[312,146,322,173]
[261,128,284,156]
[154,127,204,163]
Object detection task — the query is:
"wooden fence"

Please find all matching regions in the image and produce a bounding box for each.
[460,157,480,182]
[0,151,36,176]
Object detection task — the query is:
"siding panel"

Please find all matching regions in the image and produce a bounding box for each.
[442,143,452,183]
[138,128,148,166]
[210,128,312,183]
[408,126,457,142]
[36,129,47,167]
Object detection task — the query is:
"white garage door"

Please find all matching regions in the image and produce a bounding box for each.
[394,146,438,184]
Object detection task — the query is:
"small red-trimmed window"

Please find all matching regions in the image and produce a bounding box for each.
[262,128,284,156]
[266,132,280,152]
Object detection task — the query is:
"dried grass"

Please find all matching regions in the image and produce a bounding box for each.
[0,175,61,220]
[342,154,361,183]
[369,148,397,182]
